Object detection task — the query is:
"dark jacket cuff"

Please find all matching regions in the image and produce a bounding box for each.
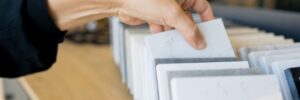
[25,0,65,43]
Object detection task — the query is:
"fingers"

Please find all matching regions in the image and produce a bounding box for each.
[167,5,206,49]
[181,0,196,10]
[149,23,173,34]
[163,25,173,31]
[192,0,214,21]
[118,14,146,25]
[149,23,163,33]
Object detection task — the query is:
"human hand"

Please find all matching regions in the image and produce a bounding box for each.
[117,0,214,49]
[47,0,214,49]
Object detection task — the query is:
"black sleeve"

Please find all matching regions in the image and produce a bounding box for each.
[0,0,66,78]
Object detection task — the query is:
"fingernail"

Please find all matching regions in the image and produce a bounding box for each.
[195,30,206,49]
[197,39,206,49]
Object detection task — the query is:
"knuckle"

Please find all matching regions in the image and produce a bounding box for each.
[164,6,184,26]
[171,5,184,16]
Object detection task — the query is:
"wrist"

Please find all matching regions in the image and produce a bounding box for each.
[47,0,122,30]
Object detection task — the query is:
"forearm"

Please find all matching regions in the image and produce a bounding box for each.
[47,0,122,30]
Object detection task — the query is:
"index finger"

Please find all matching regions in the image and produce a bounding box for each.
[192,0,214,21]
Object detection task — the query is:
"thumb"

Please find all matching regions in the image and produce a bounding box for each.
[167,7,206,49]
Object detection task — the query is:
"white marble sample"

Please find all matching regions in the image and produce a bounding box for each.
[142,19,236,100]
[124,25,149,94]
[171,75,283,100]
[144,18,235,59]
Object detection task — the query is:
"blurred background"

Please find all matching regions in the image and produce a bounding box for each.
[3,0,299,100]
[212,0,300,12]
